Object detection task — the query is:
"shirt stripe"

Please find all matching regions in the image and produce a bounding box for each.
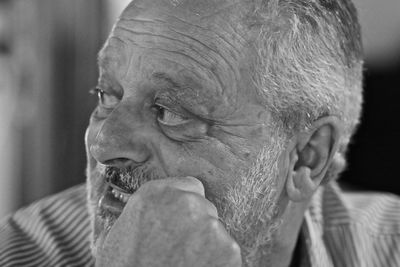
[303,182,400,267]
[0,185,93,267]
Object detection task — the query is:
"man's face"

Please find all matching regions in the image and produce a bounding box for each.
[85,0,287,263]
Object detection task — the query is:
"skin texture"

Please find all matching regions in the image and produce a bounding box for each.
[85,0,343,266]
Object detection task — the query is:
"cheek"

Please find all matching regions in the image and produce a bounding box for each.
[188,140,245,172]
[158,140,246,201]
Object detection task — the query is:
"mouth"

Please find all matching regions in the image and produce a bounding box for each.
[109,182,132,203]
[97,176,137,217]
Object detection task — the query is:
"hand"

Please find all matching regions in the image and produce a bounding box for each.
[96,177,242,267]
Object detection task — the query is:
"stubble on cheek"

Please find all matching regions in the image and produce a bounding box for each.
[215,136,286,266]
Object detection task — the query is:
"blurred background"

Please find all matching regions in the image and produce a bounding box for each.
[0,0,399,218]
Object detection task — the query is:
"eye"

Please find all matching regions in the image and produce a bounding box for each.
[155,104,190,126]
[90,87,119,108]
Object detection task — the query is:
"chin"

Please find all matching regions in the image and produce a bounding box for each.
[89,211,118,258]
[86,165,111,257]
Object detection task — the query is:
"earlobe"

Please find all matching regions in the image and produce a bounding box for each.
[286,150,318,202]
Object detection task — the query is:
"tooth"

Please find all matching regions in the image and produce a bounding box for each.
[112,189,119,199]
[110,187,132,203]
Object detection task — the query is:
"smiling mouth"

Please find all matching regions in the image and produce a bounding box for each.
[97,176,139,217]
[108,180,132,203]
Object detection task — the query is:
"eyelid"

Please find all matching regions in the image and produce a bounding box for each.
[154,102,191,126]
[89,87,120,108]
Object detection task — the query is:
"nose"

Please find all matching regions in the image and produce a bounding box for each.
[89,102,151,167]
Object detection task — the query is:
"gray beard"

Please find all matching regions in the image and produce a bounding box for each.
[217,136,285,267]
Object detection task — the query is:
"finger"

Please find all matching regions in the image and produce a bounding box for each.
[166,177,219,218]
[163,176,206,197]
[129,176,218,218]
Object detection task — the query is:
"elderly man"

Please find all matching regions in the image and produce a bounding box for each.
[1,0,399,266]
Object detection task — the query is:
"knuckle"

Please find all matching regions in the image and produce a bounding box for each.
[206,218,223,232]
[230,242,241,255]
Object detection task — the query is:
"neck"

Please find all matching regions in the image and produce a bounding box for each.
[264,199,309,267]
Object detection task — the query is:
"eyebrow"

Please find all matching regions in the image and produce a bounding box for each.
[151,72,187,92]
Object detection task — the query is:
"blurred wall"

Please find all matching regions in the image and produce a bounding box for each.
[0,0,107,217]
[0,1,18,217]
[354,0,400,66]
[341,0,400,194]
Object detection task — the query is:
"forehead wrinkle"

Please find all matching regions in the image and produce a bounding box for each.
[113,21,242,109]
[114,23,213,65]
[161,0,242,19]
[144,12,248,61]
[151,47,226,97]
[166,27,240,81]
[195,1,242,20]
[105,32,225,99]
[114,21,240,79]
[123,0,250,45]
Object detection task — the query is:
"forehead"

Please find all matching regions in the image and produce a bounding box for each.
[100,0,251,66]
[98,0,261,118]
[124,0,243,19]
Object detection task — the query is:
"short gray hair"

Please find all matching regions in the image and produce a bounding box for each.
[248,0,364,179]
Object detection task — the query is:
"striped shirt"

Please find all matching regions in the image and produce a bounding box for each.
[0,182,399,267]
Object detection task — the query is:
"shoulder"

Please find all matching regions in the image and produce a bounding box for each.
[306,182,400,266]
[321,182,400,234]
[0,184,94,267]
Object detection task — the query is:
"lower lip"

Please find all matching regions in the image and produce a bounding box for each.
[98,187,127,216]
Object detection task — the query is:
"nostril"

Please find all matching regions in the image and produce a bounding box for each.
[89,133,151,166]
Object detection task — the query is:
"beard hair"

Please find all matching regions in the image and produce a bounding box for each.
[104,165,159,193]
[217,133,286,267]
[86,164,160,256]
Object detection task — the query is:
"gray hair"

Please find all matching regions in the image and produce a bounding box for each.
[246,0,363,180]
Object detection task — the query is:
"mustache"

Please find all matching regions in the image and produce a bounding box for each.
[103,166,159,194]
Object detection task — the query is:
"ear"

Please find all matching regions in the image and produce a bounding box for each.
[285,116,343,202]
